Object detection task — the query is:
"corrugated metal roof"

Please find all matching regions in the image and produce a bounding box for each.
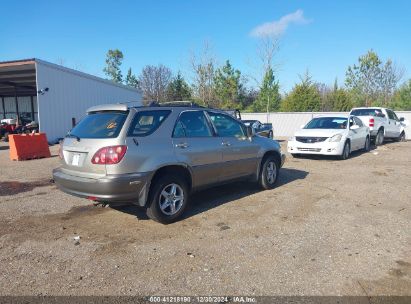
[0,58,142,97]
[0,60,36,97]
[36,59,141,93]
[0,59,36,67]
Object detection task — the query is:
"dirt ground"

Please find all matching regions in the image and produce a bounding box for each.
[0,140,410,296]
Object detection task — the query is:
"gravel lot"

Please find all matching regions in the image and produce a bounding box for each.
[0,140,410,296]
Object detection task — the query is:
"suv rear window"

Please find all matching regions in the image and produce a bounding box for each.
[70,111,127,139]
[128,110,171,137]
[351,109,383,117]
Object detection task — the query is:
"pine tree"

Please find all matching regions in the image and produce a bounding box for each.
[125,68,139,88]
[281,71,321,112]
[166,72,192,101]
[214,60,243,109]
[250,67,281,112]
[103,49,124,83]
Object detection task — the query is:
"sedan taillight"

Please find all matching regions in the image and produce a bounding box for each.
[91,145,127,165]
[369,118,375,127]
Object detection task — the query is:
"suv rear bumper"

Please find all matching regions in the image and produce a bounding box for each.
[52,168,152,204]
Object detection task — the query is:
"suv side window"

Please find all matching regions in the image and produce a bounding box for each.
[173,111,213,138]
[207,112,245,138]
[128,110,171,137]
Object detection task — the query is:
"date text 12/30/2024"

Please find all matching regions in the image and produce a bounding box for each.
[148,296,257,303]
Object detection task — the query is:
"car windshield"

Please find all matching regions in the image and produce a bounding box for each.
[351,108,384,117]
[69,111,128,139]
[304,117,348,129]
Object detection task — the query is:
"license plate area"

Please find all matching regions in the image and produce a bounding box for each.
[72,153,81,166]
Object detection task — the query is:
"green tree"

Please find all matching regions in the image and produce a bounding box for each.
[103,49,124,83]
[345,50,404,107]
[345,50,382,107]
[214,60,243,109]
[379,60,404,106]
[318,79,353,111]
[166,72,192,101]
[329,88,353,111]
[241,89,259,111]
[281,71,321,112]
[125,68,139,88]
[250,67,281,112]
[392,80,411,110]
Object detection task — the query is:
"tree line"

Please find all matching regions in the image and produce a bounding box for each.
[103,46,411,112]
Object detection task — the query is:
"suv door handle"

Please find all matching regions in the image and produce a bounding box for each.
[222,141,231,146]
[175,142,189,149]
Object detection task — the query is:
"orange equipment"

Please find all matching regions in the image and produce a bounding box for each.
[9,133,51,161]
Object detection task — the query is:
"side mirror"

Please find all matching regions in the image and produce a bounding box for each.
[350,125,359,130]
[400,117,405,122]
[246,126,253,137]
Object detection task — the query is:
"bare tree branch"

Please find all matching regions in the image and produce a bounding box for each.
[138,65,172,104]
[189,41,218,107]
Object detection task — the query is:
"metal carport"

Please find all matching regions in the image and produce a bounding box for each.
[0,59,38,123]
[0,59,141,142]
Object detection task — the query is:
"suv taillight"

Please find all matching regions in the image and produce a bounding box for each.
[369,118,375,127]
[91,145,127,164]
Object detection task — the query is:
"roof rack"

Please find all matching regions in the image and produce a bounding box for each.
[149,101,204,108]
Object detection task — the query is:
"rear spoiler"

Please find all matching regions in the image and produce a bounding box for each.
[86,104,128,113]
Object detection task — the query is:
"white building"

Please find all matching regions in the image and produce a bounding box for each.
[0,59,142,142]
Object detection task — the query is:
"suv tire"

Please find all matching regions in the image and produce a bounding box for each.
[259,156,279,190]
[146,175,189,224]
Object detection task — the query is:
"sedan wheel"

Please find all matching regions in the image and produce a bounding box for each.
[364,136,371,152]
[339,141,350,160]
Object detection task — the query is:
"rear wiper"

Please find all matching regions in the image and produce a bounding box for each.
[65,134,81,141]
